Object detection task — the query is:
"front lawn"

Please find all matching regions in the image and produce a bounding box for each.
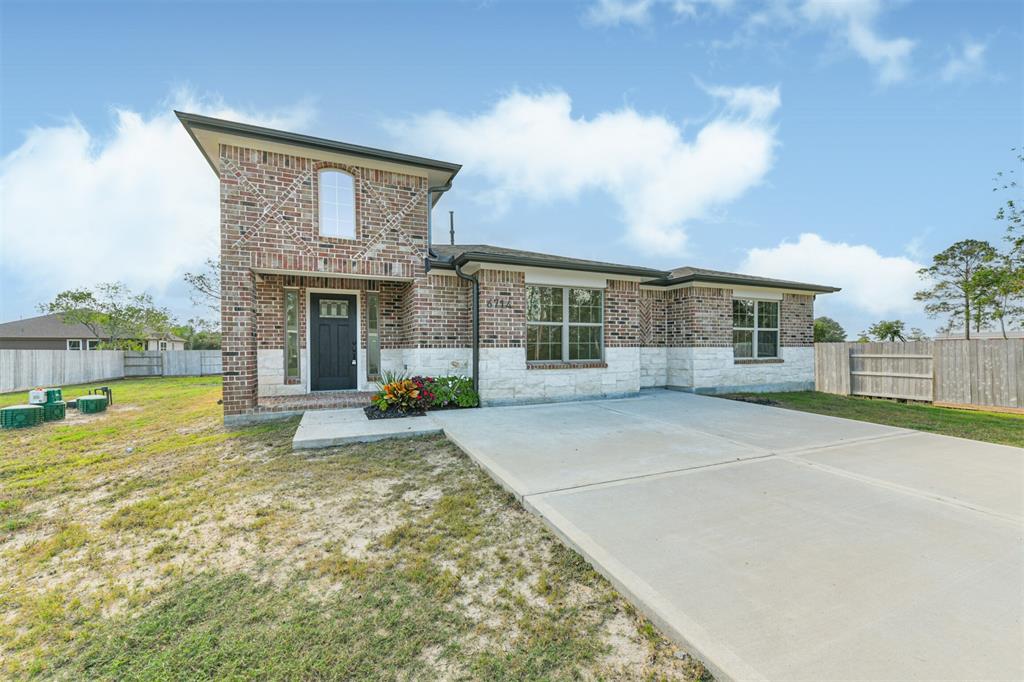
[0,377,708,680]
[720,391,1024,448]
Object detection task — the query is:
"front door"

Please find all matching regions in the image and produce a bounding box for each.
[310,293,358,390]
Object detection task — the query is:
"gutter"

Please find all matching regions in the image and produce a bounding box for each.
[441,251,668,280]
[425,182,452,266]
[453,262,480,394]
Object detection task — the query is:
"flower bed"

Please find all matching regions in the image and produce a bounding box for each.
[365,372,479,419]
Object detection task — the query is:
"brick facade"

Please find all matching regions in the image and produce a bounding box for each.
[211,139,820,421]
[781,293,814,347]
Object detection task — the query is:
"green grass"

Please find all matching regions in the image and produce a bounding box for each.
[0,376,708,680]
[721,391,1024,447]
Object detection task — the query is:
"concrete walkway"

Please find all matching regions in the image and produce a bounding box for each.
[429,390,1024,682]
[292,407,441,449]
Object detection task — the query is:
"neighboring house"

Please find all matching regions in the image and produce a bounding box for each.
[0,313,186,351]
[178,112,839,424]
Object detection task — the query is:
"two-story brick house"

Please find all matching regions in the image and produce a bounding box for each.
[178,112,839,424]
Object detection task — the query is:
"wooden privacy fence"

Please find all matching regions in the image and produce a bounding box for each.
[1,350,222,393]
[123,351,223,377]
[815,339,1024,412]
[0,350,124,394]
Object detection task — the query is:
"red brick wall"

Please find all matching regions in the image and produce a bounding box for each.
[412,274,472,348]
[478,269,526,348]
[220,143,431,416]
[669,287,733,347]
[604,280,641,347]
[639,288,669,347]
[781,293,814,347]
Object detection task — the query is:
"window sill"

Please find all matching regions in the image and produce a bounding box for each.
[528,358,606,368]
[734,358,783,365]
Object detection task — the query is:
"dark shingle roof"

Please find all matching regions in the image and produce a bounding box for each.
[430,244,839,293]
[0,313,186,341]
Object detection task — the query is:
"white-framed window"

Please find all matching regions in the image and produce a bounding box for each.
[159,341,167,351]
[318,169,355,239]
[366,291,380,376]
[526,286,603,363]
[733,299,779,359]
[67,339,82,351]
[86,340,100,350]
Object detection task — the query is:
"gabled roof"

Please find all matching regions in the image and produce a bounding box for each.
[176,111,461,204]
[0,313,185,341]
[429,244,840,293]
[0,313,101,339]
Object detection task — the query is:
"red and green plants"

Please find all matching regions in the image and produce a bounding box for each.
[367,371,478,419]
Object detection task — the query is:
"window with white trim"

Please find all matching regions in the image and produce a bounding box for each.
[526,286,603,362]
[318,169,355,238]
[733,299,779,359]
[67,339,82,351]
[284,289,299,380]
[159,341,168,351]
[86,340,100,350]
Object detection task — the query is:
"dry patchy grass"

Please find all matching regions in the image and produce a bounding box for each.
[0,377,709,680]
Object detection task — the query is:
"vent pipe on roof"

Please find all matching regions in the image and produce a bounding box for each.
[449,211,455,245]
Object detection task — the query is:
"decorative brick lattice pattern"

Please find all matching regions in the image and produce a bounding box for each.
[639,288,669,347]
[220,143,431,417]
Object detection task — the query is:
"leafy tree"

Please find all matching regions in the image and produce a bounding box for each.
[183,258,221,314]
[864,319,907,342]
[907,327,930,341]
[993,146,1022,258]
[914,239,997,340]
[173,318,222,350]
[813,316,846,342]
[40,282,171,350]
[975,259,1024,338]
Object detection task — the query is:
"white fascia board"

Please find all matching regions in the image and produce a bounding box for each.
[651,280,815,298]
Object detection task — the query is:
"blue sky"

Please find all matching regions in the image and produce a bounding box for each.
[1,0,1021,337]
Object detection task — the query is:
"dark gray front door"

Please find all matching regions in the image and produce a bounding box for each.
[311,293,357,390]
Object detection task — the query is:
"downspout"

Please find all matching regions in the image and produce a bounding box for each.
[453,258,480,394]
[425,182,452,268]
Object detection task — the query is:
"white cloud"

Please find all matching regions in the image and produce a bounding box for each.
[0,90,315,310]
[941,40,987,82]
[740,233,925,315]
[800,0,915,84]
[388,86,780,254]
[586,0,733,26]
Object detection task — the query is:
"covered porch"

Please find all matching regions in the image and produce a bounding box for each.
[252,271,408,415]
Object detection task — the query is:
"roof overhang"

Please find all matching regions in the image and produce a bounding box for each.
[177,111,461,205]
[645,273,841,294]
[429,251,667,280]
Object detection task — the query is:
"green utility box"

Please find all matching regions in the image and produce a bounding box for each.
[42,401,67,422]
[1,405,44,429]
[77,396,108,414]
[29,388,63,404]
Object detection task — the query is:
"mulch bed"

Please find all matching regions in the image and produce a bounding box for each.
[364,405,426,420]
[723,395,780,407]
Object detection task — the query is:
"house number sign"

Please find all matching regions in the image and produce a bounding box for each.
[485,297,514,310]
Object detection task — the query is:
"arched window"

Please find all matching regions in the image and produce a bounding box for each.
[319,169,355,238]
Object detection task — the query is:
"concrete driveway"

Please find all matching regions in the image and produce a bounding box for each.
[429,390,1024,681]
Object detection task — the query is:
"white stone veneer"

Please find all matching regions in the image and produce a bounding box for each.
[664,346,813,393]
[479,347,641,405]
[257,348,308,397]
[640,347,668,388]
[379,348,472,379]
